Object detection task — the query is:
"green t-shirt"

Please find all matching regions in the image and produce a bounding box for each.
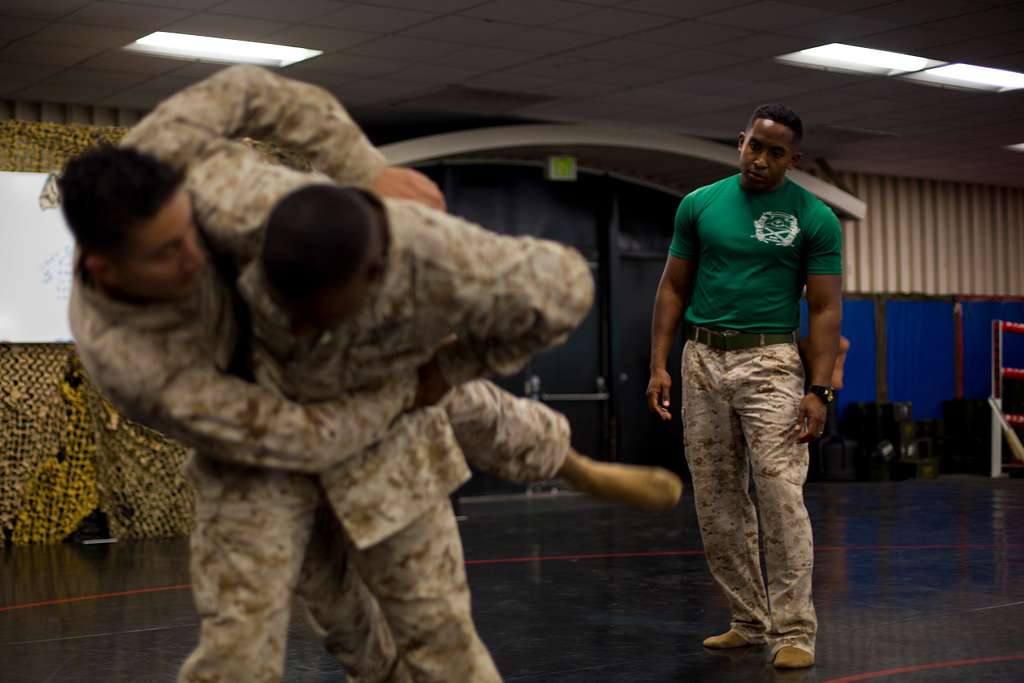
[668,174,842,333]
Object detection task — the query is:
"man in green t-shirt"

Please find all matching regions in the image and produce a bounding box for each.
[647,104,843,670]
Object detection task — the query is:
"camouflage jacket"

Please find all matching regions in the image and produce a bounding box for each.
[70,65,411,475]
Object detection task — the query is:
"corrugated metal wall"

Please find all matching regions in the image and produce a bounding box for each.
[841,172,1024,296]
[0,99,142,127]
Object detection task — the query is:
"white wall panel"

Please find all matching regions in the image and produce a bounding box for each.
[841,172,1024,296]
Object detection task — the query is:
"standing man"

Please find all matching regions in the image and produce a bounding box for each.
[646,104,842,670]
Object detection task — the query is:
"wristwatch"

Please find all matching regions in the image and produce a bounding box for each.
[808,385,835,405]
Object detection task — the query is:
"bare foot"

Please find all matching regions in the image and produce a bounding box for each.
[557,450,683,512]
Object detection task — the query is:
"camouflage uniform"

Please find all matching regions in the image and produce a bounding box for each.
[70,65,588,682]
[681,341,816,658]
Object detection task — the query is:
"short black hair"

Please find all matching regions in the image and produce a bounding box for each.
[59,145,184,253]
[748,104,803,145]
[262,185,380,301]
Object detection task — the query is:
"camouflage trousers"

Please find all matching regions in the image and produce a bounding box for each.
[178,379,570,682]
[681,341,816,657]
[445,379,569,483]
[179,459,499,683]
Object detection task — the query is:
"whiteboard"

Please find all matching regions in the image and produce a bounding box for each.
[0,172,75,343]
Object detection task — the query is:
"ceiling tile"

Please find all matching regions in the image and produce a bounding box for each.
[15,80,122,103]
[922,6,1024,37]
[518,98,634,120]
[354,0,483,12]
[578,63,680,86]
[98,89,166,109]
[783,14,903,40]
[0,17,46,40]
[286,52,410,78]
[63,2,191,30]
[648,72,746,95]
[981,50,1024,71]
[0,78,33,95]
[555,8,675,36]
[122,73,204,95]
[568,38,675,64]
[854,27,964,55]
[616,1,755,19]
[208,0,341,23]
[462,0,593,26]
[42,67,151,90]
[538,81,622,98]
[167,61,234,78]
[630,20,751,46]
[0,61,65,82]
[319,5,436,33]
[783,0,894,9]
[701,2,839,31]
[466,72,561,94]
[29,23,146,49]
[567,0,634,6]
[510,27,604,54]
[500,56,616,80]
[112,0,221,9]
[334,77,435,105]
[0,40,101,66]
[164,14,289,41]
[423,46,537,70]
[0,1,91,21]
[261,24,381,52]
[346,35,465,61]
[403,16,520,46]
[389,63,480,85]
[713,33,819,58]
[854,0,997,25]
[627,49,751,74]
[80,50,188,75]
[926,33,1024,63]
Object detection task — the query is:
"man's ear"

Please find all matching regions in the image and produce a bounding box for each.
[788,151,802,169]
[83,252,117,288]
[737,131,747,152]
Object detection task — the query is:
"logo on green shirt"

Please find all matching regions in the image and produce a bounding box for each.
[753,211,800,247]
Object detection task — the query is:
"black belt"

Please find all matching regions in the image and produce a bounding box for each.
[688,326,797,351]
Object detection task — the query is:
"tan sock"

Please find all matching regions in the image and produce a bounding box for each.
[702,630,752,649]
[557,450,683,512]
[773,647,814,669]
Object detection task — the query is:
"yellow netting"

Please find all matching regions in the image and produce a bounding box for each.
[0,344,71,541]
[85,381,193,540]
[0,120,125,174]
[11,356,99,544]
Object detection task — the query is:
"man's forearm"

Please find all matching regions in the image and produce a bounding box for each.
[805,305,841,386]
[649,281,687,372]
[123,64,386,187]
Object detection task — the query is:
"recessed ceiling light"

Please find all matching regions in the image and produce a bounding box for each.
[1007,143,1024,152]
[776,43,942,76]
[124,32,322,68]
[902,63,1024,92]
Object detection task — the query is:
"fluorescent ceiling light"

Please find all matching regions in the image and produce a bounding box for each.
[776,43,941,76]
[902,63,1024,92]
[1007,143,1024,152]
[124,32,322,68]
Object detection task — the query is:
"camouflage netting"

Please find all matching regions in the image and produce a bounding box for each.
[0,120,126,175]
[0,342,194,546]
[0,345,71,542]
[0,120,314,544]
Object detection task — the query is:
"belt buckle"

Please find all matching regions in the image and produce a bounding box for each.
[720,329,738,351]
